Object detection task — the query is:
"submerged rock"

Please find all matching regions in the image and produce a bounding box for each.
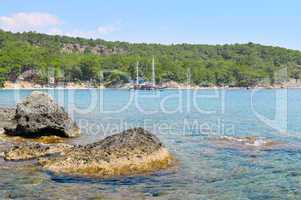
[211,135,282,150]
[0,130,66,145]
[4,142,73,161]
[40,128,174,177]
[4,92,80,138]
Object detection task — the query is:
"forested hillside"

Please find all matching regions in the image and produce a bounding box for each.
[1,29,301,87]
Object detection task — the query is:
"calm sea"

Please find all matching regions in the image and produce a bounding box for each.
[0,89,301,200]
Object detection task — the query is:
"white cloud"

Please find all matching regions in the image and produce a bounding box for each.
[0,12,119,39]
[0,12,61,32]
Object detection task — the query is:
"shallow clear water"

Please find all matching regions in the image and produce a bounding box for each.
[0,89,301,200]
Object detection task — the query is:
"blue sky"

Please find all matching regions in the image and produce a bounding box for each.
[0,0,300,50]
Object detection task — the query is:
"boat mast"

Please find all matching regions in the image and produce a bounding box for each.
[187,68,191,86]
[152,56,155,87]
[136,61,139,85]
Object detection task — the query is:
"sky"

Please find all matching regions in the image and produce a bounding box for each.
[0,0,300,50]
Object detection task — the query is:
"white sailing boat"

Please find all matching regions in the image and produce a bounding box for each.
[134,56,165,90]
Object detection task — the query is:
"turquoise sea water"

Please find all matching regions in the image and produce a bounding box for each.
[0,89,301,200]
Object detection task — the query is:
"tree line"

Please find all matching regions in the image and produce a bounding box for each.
[0,29,301,87]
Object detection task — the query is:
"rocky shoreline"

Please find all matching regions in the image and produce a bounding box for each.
[0,92,175,178]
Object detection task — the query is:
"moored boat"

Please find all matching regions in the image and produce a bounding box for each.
[133,57,166,90]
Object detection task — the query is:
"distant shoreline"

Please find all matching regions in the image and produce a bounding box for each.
[2,86,301,90]
[2,80,301,90]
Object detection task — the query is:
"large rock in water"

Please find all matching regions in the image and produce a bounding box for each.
[39,128,174,177]
[5,92,80,138]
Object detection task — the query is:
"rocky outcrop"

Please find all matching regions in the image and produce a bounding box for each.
[4,92,80,138]
[40,128,174,177]
[62,43,126,56]
[17,69,40,82]
[5,128,174,177]
[1,94,174,177]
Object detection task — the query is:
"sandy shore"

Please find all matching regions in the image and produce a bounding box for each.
[2,80,301,90]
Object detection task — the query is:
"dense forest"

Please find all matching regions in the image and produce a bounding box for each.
[0,29,301,87]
